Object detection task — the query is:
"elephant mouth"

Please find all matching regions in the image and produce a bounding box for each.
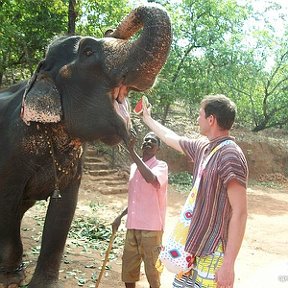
[114,99,130,126]
[112,85,131,128]
[112,85,129,104]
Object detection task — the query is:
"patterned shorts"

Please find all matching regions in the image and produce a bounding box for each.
[172,243,224,288]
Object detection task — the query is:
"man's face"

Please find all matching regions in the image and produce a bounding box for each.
[198,107,211,136]
[141,134,159,157]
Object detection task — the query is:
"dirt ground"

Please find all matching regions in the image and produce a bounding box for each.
[21,172,288,288]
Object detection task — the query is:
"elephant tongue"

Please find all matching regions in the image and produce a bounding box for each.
[114,98,131,128]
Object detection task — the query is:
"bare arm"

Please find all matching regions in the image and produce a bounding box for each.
[142,101,184,153]
[215,179,247,287]
[127,136,160,187]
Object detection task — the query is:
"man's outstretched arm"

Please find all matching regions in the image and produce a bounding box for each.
[142,103,183,153]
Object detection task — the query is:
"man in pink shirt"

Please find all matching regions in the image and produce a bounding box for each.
[112,132,168,288]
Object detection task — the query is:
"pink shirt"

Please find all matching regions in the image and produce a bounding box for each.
[126,156,168,231]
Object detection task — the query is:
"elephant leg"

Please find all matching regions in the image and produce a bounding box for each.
[20,200,36,220]
[28,179,80,288]
[0,199,25,287]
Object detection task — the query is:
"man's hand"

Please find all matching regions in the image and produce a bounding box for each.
[111,216,121,234]
[215,263,234,288]
[142,95,152,121]
[127,135,137,153]
[111,208,128,233]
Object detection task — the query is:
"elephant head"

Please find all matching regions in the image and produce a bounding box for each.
[21,3,172,145]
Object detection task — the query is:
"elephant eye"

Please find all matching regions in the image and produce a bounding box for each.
[83,47,94,57]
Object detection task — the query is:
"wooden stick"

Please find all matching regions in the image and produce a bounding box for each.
[95,230,117,288]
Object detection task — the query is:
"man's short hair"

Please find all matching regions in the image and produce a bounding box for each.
[201,94,236,130]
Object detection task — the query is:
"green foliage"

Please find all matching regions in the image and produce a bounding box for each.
[0,0,67,85]
[148,0,288,132]
[1,0,288,132]
[149,0,251,121]
[249,179,284,189]
[68,202,125,254]
[77,0,132,37]
[70,217,111,241]
[69,202,112,244]
[169,171,193,193]
[0,0,132,86]
[208,9,288,131]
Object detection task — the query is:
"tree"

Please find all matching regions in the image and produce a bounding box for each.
[0,0,133,87]
[150,0,288,132]
[148,0,250,123]
[0,0,67,87]
[2,0,287,132]
[208,1,288,131]
[76,0,131,37]
[251,48,288,131]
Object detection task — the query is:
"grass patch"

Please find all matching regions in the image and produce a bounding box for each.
[249,179,285,189]
[169,171,193,194]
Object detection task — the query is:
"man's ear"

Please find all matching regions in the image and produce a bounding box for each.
[156,144,161,152]
[208,114,216,126]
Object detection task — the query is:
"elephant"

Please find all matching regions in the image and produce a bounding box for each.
[0,4,171,288]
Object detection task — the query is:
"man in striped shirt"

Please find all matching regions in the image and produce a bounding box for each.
[142,94,248,288]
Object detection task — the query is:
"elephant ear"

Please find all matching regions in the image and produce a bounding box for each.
[21,64,62,124]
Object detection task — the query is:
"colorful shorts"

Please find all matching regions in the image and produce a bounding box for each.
[172,243,224,288]
[122,229,163,288]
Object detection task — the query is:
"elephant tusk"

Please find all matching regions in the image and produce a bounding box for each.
[112,85,129,104]
[113,98,131,129]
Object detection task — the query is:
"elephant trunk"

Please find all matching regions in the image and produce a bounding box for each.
[107,3,172,91]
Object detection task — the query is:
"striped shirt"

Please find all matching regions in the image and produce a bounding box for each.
[179,135,248,256]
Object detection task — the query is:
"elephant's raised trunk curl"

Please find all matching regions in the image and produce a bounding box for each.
[106,3,172,91]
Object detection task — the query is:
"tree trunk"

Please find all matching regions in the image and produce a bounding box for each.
[67,0,77,35]
[0,71,3,88]
[161,102,170,125]
[252,118,269,132]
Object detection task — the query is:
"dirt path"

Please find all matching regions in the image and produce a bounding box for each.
[21,175,288,288]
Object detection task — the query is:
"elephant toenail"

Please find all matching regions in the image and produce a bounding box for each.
[8,284,19,288]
